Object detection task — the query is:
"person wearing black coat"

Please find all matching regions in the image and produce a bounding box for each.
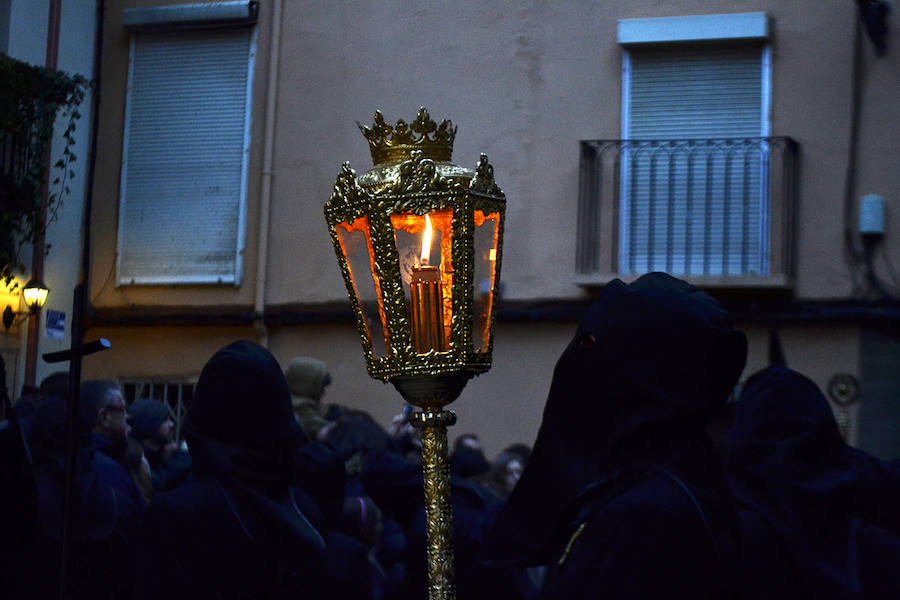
[139,341,326,599]
[19,393,141,599]
[481,272,746,599]
[83,380,129,467]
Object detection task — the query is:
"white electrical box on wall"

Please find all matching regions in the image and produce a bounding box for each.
[859,194,885,237]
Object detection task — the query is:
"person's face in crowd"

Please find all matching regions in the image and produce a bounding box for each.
[388,408,421,451]
[504,458,523,493]
[98,388,129,440]
[154,417,175,445]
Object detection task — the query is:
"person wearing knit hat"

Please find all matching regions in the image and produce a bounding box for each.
[285,356,332,441]
[127,398,171,442]
[126,398,191,491]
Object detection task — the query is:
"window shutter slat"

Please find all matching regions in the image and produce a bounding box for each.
[118,28,254,284]
[627,46,763,139]
[621,45,768,276]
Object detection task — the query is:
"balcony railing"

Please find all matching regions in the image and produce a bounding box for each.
[577,137,798,285]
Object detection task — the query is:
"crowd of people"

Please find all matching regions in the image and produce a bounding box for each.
[0,343,533,599]
[0,271,897,599]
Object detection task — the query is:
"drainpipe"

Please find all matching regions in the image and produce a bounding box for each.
[24,0,62,388]
[79,0,104,342]
[843,11,866,295]
[254,0,283,347]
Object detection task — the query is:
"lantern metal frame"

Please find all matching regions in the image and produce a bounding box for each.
[324,109,506,600]
[325,146,506,405]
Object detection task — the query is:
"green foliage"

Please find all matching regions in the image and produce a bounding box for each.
[0,53,89,286]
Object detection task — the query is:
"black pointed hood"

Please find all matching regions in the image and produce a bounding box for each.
[185,340,324,553]
[728,365,900,597]
[482,273,747,565]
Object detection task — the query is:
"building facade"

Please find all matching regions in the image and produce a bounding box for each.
[20,0,896,458]
[1,0,97,399]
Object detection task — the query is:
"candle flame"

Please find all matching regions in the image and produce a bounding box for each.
[421,214,433,266]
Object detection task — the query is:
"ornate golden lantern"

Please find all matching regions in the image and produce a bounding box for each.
[324,108,506,600]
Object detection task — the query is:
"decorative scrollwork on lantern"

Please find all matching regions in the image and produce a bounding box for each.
[325,108,506,386]
[384,150,461,195]
[330,162,370,207]
[469,153,502,195]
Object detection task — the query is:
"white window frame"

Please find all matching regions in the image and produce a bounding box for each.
[617,12,769,45]
[618,13,772,278]
[116,15,257,286]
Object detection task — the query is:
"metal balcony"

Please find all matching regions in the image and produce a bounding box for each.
[577,137,798,285]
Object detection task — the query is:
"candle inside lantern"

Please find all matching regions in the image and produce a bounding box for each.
[410,215,447,353]
[421,213,433,267]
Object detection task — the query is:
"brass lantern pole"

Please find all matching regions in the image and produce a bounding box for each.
[324,108,506,600]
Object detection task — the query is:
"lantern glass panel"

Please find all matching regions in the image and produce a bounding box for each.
[473,210,500,352]
[336,218,388,357]
[391,209,454,351]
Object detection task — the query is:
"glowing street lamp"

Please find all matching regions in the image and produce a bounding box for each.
[2,278,50,332]
[324,108,506,600]
[22,278,49,312]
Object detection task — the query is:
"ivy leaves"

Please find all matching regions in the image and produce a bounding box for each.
[0,54,88,286]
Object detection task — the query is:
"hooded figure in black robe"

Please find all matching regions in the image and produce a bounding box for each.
[481,272,746,599]
[0,355,38,594]
[728,365,900,599]
[139,341,326,599]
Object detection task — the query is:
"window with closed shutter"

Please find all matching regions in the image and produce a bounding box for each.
[117,27,256,285]
[620,44,770,276]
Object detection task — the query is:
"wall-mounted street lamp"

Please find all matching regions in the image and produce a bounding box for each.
[2,278,50,331]
[324,108,506,600]
[23,278,49,312]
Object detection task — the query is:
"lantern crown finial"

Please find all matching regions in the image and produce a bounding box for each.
[358,107,456,166]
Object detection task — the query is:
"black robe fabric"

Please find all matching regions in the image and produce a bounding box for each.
[482,273,747,599]
[0,418,37,595]
[291,439,346,529]
[728,365,900,600]
[139,341,326,600]
[141,440,193,491]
